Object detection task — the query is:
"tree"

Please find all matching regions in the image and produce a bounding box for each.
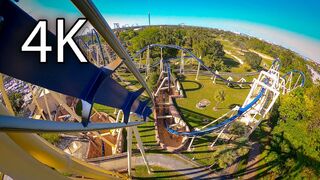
[213,90,226,111]
[244,52,262,70]
[8,92,24,114]
[201,40,227,71]
[119,29,137,47]
[203,54,228,71]
[211,139,249,169]
[207,40,225,59]
[147,71,160,90]
[233,39,247,51]
[278,88,310,122]
[229,121,247,136]
[128,27,160,53]
[262,86,320,178]
[39,133,60,145]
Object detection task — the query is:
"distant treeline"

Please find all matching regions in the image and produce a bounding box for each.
[116,26,312,85]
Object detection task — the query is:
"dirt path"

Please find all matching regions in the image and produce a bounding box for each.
[225,50,244,64]
[249,49,274,61]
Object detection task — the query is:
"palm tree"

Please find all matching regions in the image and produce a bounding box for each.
[213,90,226,111]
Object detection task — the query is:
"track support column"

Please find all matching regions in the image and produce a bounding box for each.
[210,124,228,147]
[0,74,14,115]
[126,126,133,177]
[187,136,196,151]
[160,48,163,72]
[132,126,152,174]
[146,45,150,77]
[180,50,184,74]
[195,61,201,81]
[212,70,219,84]
[139,53,142,69]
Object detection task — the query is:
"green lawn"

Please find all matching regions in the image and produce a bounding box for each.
[133,165,187,179]
[174,74,254,166]
[176,74,251,128]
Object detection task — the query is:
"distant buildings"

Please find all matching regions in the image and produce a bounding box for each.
[113,23,120,29]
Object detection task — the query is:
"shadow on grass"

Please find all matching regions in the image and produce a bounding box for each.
[138,127,155,133]
[140,140,157,144]
[217,132,320,179]
[138,125,155,128]
[179,79,203,92]
[223,56,240,68]
[133,166,210,179]
[213,78,251,90]
[153,166,207,173]
[140,134,155,138]
[228,103,241,109]
[173,105,218,129]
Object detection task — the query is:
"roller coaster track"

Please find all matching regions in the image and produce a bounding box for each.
[77,28,111,66]
[0,1,308,179]
[133,44,280,85]
[166,86,266,137]
[134,56,259,77]
[167,69,304,137]
[133,44,303,138]
[154,57,303,137]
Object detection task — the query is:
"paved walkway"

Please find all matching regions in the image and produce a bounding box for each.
[98,153,219,179]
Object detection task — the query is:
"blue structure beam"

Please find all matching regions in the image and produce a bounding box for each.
[0,0,151,124]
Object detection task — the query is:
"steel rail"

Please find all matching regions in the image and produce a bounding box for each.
[70,0,153,102]
[0,115,144,133]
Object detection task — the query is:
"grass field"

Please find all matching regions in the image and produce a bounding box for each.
[219,39,274,73]
[171,74,252,166]
[176,74,251,128]
[133,165,187,179]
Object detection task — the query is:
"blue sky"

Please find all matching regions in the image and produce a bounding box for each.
[22,0,320,40]
[17,0,320,62]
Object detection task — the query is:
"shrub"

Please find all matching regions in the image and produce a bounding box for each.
[244,52,262,70]
[39,133,60,145]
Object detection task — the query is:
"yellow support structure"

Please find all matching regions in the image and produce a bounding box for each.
[0,172,4,180]
[0,74,14,115]
[0,132,68,180]
[29,85,46,119]
[0,82,126,179]
[43,89,53,120]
